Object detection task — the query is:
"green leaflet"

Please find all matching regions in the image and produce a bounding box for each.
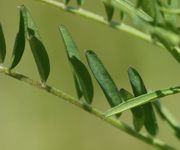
[103,1,114,21]
[137,0,157,18]
[0,24,6,64]
[20,5,50,82]
[59,25,81,59]
[119,88,144,131]
[73,72,83,99]
[10,9,25,69]
[128,67,147,96]
[20,6,40,38]
[59,25,93,103]
[143,102,158,136]
[86,50,122,108]
[119,88,133,102]
[136,0,143,8]
[59,25,83,99]
[105,86,180,116]
[128,67,158,136]
[64,0,71,5]
[153,100,180,139]
[70,56,93,104]
[77,0,86,6]
[120,11,126,22]
[137,0,161,24]
[28,30,50,82]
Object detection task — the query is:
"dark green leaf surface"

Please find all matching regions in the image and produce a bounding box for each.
[136,0,143,8]
[128,67,158,136]
[59,25,83,99]
[28,30,50,82]
[70,56,93,104]
[138,0,157,18]
[127,67,145,131]
[64,0,71,5]
[143,103,158,136]
[86,50,122,108]
[10,10,25,69]
[137,0,161,24]
[20,5,50,82]
[59,25,93,103]
[73,72,83,99]
[119,88,144,131]
[103,2,114,21]
[77,0,85,6]
[59,25,81,59]
[128,67,147,96]
[20,5,40,38]
[0,24,6,64]
[120,11,126,22]
[119,88,133,102]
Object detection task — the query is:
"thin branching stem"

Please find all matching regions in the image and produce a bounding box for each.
[160,7,180,14]
[36,0,163,48]
[0,66,178,150]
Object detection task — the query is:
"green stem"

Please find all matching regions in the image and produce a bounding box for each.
[36,0,180,63]
[0,66,178,150]
[106,87,180,116]
[102,0,153,22]
[160,7,180,14]
[36,0,161,47]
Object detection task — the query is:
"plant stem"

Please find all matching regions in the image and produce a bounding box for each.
[36,0,162,47]
[106,86,180,116]
[160,7,180,14]
[101,0,153,22]
[0,66,178,150]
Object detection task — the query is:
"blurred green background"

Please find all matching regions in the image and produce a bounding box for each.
[0,0,180,149]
